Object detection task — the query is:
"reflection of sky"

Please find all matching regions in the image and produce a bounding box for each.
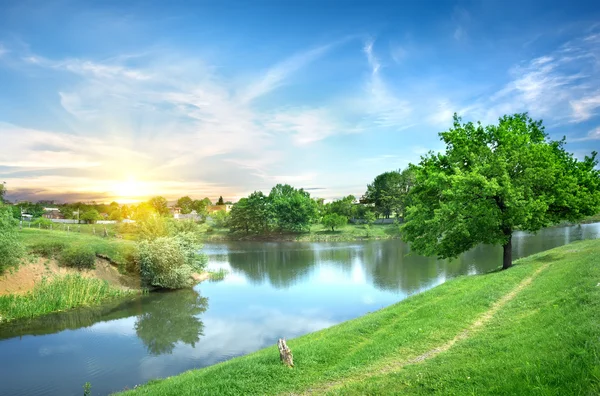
[1,223,598,395]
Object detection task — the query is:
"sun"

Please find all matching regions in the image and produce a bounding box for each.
[113,178,143,202]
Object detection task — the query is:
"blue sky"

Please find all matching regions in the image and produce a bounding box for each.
[1,0,599,203]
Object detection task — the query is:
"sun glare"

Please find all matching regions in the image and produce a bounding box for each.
[113,178,143,202]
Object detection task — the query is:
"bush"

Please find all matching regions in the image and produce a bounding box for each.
[0,205,24,273]
[59,246,96,270]
[32,218,53,228]
[30,241,67,258]
[136,232,207,289]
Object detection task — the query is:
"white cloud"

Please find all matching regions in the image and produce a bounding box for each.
[571,126,600,142]
[239,43,336,103]
[362,40,413,128]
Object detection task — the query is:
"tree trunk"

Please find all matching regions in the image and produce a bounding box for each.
[277,338,294,367]
[502,231,512,270]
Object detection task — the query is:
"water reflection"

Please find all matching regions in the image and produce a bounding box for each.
[135,289,207,355]
[0,289,209,357]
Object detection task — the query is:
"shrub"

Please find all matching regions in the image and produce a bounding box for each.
[136,232,207,289]
[32,218,53,228]
[0,205,24,273]
[30,241,67,258]
[59,246,96,270]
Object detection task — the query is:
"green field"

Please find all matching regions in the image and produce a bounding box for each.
[18,227,135,267]
[201,222,401,242]
[121,239,600,395]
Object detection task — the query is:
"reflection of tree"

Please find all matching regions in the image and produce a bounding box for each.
[227,243,317,288]
[135,289,208,355]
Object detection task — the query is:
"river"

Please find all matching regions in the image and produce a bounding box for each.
[1,223,599,395]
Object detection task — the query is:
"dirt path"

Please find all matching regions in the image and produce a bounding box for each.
[297,263,550,395]
[0,257,139,295]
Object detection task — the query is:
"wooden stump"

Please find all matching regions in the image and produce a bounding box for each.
[277,338,294,367]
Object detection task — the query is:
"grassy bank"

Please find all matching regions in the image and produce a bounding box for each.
[201,223,401,242]
[18,228,134,268]
[0,274,135,323]
[121,239,600,395]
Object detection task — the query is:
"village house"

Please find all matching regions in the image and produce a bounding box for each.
[42,207,64,220]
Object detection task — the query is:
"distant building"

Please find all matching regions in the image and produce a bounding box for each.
[206,204,232,214]
[170,207,182,215]
[42,208,64,220]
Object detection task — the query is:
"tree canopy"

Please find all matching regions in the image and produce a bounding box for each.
[149,196,169,216]
[176,196,194,214]
[269,184,318,232]
[322,213,347,231]
[363,168,414,219]
[402,113,600,269]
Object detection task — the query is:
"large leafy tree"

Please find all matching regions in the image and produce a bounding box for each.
[229,191,273,234]
[325,195,357,219]
[322,213,347,231]
[364,168,414,219]
[269,184,318,232]
[149,196,169,216]
[176,196,194,214]
[403,113,600,270]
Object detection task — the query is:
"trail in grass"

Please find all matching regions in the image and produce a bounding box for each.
[298,263,550,395]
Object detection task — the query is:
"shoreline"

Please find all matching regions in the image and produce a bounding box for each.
[120,238,600,395]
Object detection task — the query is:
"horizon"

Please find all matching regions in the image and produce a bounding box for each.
[2,0,600,204]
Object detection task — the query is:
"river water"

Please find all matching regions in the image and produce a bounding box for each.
[1,223,599,395]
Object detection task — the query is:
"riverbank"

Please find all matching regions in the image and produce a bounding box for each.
[201,223,401,242]
[121,238,600,395]
[1,228,211,323]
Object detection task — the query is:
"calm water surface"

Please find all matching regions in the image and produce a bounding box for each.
[1,223,599,395]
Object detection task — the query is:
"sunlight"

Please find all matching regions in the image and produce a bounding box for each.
[112,177,144,203]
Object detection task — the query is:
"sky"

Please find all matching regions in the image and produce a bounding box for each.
[1,0,600,204]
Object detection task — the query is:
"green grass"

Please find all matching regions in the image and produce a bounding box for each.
[18,228,135,268]
[0,274,134,323]
[201,223,401,242]
[207,268,229,282]
[120,239,600,396]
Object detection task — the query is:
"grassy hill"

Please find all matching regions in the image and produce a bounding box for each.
[120,238,600,395]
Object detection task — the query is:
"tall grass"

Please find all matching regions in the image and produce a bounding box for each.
[0,274,133,323]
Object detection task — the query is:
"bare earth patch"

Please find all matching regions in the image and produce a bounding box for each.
[0,257,140,296]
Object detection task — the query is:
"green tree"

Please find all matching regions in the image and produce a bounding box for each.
[191,199,210,218]
[133,202,156,222]
[80,209,100,224]
[211,210,229,228]
[363,168,414,219]
[322,213,347,231]
[269,184,318,232]
[216,196,225,205]
[403,113,600,270]
[229,191,273,234]
[0,204,24,273]
[325,195,357,219]
[149,196,169,216]
[176,196,194,214]
[0,183,6,203]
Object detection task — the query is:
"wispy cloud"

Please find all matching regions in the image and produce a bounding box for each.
[239,43,337,103]
[362,40,413,128]
[571,126,600,142]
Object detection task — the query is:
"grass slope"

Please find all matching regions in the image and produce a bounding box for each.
[120,239,600,395]
[18,228,134,267]
[0,274,133,323]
